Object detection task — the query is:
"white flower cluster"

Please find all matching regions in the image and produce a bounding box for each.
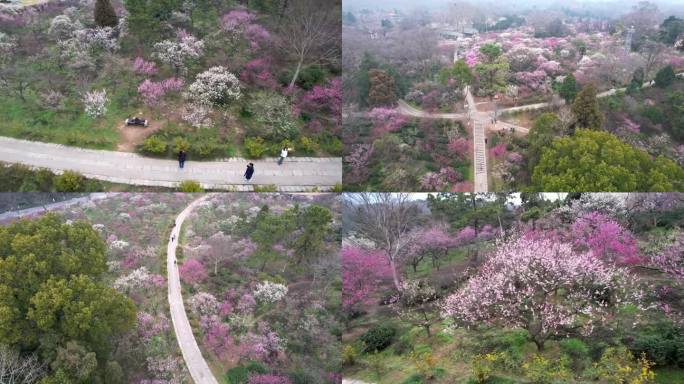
[181,104,213,129]
[189,292,219,316]
[253,281,288,304]
[113,267,152,291]
[83,89,108,118]
[92,223,105,231]
[153,35,204,75]
[48,15,81,40]
[184,66,241,108]
[110,239,129,250]
[0,32,17,55]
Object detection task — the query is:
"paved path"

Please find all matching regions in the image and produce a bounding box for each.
[0,193,110,220]
[343,380,374,384]
[396,100,467,120]
[0,137,341,191]
[168,195,218,384]
[465,87,489,193]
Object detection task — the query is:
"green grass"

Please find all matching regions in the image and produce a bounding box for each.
[655,368,684,384]
[0,96,120,150]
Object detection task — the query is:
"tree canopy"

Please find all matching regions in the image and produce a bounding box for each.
[532,129,684,192]
[0,214,136,381]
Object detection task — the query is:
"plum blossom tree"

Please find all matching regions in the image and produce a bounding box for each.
[253,281,288,304]
[133,57,158,75]
[392,279,439,336]
[189,292,219,316]
[344,144,374,184]
[448,137,469,161]
[204,322,233,359]
[345,193,421,291]
[153,30,204,76]
[651,235,683,280]
[184,66,241,108]
[366,107,407,138]
[179,259,208,285]
[82,89,108,118]
[341,246,392,311]
[570,212,642,265]
[442,237,637,350]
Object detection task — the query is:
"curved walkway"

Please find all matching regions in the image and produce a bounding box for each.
[168,195,218,384]
[0,137,341,191]
[465,87,489,193]
[397,100,467,120]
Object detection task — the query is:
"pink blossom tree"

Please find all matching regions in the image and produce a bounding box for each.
[133,56,158,75]
[448,137,469,160]
[651,235,683,280]
[205,322,233,359]
[344,144,374,184]
[179,259,208,285]
[442,237,638,350]
[341,246,392,311]
[366,107,408,138]
[569,212,642,265]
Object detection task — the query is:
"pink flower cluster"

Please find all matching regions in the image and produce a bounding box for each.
[137,78,184,106]
[248,374,292,384]
[490,143,508,159]
[366,107,408,138]
[133,57,158,75]
[448,137,469,160]
[240,58,278,89]
[179,259,208,285]
[221,8,270,49]
[570,212,642,265]
[341,246,392,310]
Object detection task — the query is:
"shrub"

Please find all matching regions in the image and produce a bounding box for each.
[595,347,655,384]
[560,338,589,359]
[142,136,167,154]
[174,137,190,153]
[629,322,684,367]
[247,91,300,140]
[178,180,203,192]
[297,136,318,154]
[655,65,676,88]
[410,350,438,380]
[360,324,396,353]
[342,345,357,365]
[225,361,268,384]
[54,170,86,192]
[640,106,664,124]
[401,373,423,384]
[296,65,326,90]
[471,353,501,384]
[523,355,571,384]
[253,184,277,192]
[244,137,268,159]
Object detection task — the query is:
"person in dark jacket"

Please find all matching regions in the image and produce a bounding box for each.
[245,163,255,181]
[178,150,186,169]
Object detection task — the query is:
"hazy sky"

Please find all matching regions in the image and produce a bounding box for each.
[343,0,684,17]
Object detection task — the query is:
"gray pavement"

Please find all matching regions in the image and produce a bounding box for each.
[0,137,341,191]
[168,195,218,384]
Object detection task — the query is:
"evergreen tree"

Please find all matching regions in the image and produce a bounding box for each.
[655,65,676,88]
[95,0,118,28]
[571,83,602,129]
[558,74,579,103]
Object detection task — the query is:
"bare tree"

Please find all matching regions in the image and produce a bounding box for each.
[0,345,46,384]
[343,193,421,291]
[279,0,340,88]
[205,232,232,275]
[640,41,666,79]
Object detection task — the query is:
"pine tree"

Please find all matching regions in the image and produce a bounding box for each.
[571,83,602,129]
[95,0,118,28]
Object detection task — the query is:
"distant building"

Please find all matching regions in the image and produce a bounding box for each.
[463,27,478,37]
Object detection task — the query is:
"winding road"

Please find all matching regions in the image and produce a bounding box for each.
[0,137,342,191]
[167,195,219,384]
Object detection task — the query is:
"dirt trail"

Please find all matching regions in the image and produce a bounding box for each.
[117,120,163,152]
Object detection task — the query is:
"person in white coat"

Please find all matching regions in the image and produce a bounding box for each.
[278,147,289,165]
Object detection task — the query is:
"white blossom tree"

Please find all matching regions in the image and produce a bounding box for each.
[82,89,108,118]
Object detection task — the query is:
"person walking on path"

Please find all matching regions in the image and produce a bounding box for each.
[178,150,187,169]
[244,163,255,181]
[278,147,289,165]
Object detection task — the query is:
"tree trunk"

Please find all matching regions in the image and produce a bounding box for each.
[289,57,304,89]
[390,258,401,291]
